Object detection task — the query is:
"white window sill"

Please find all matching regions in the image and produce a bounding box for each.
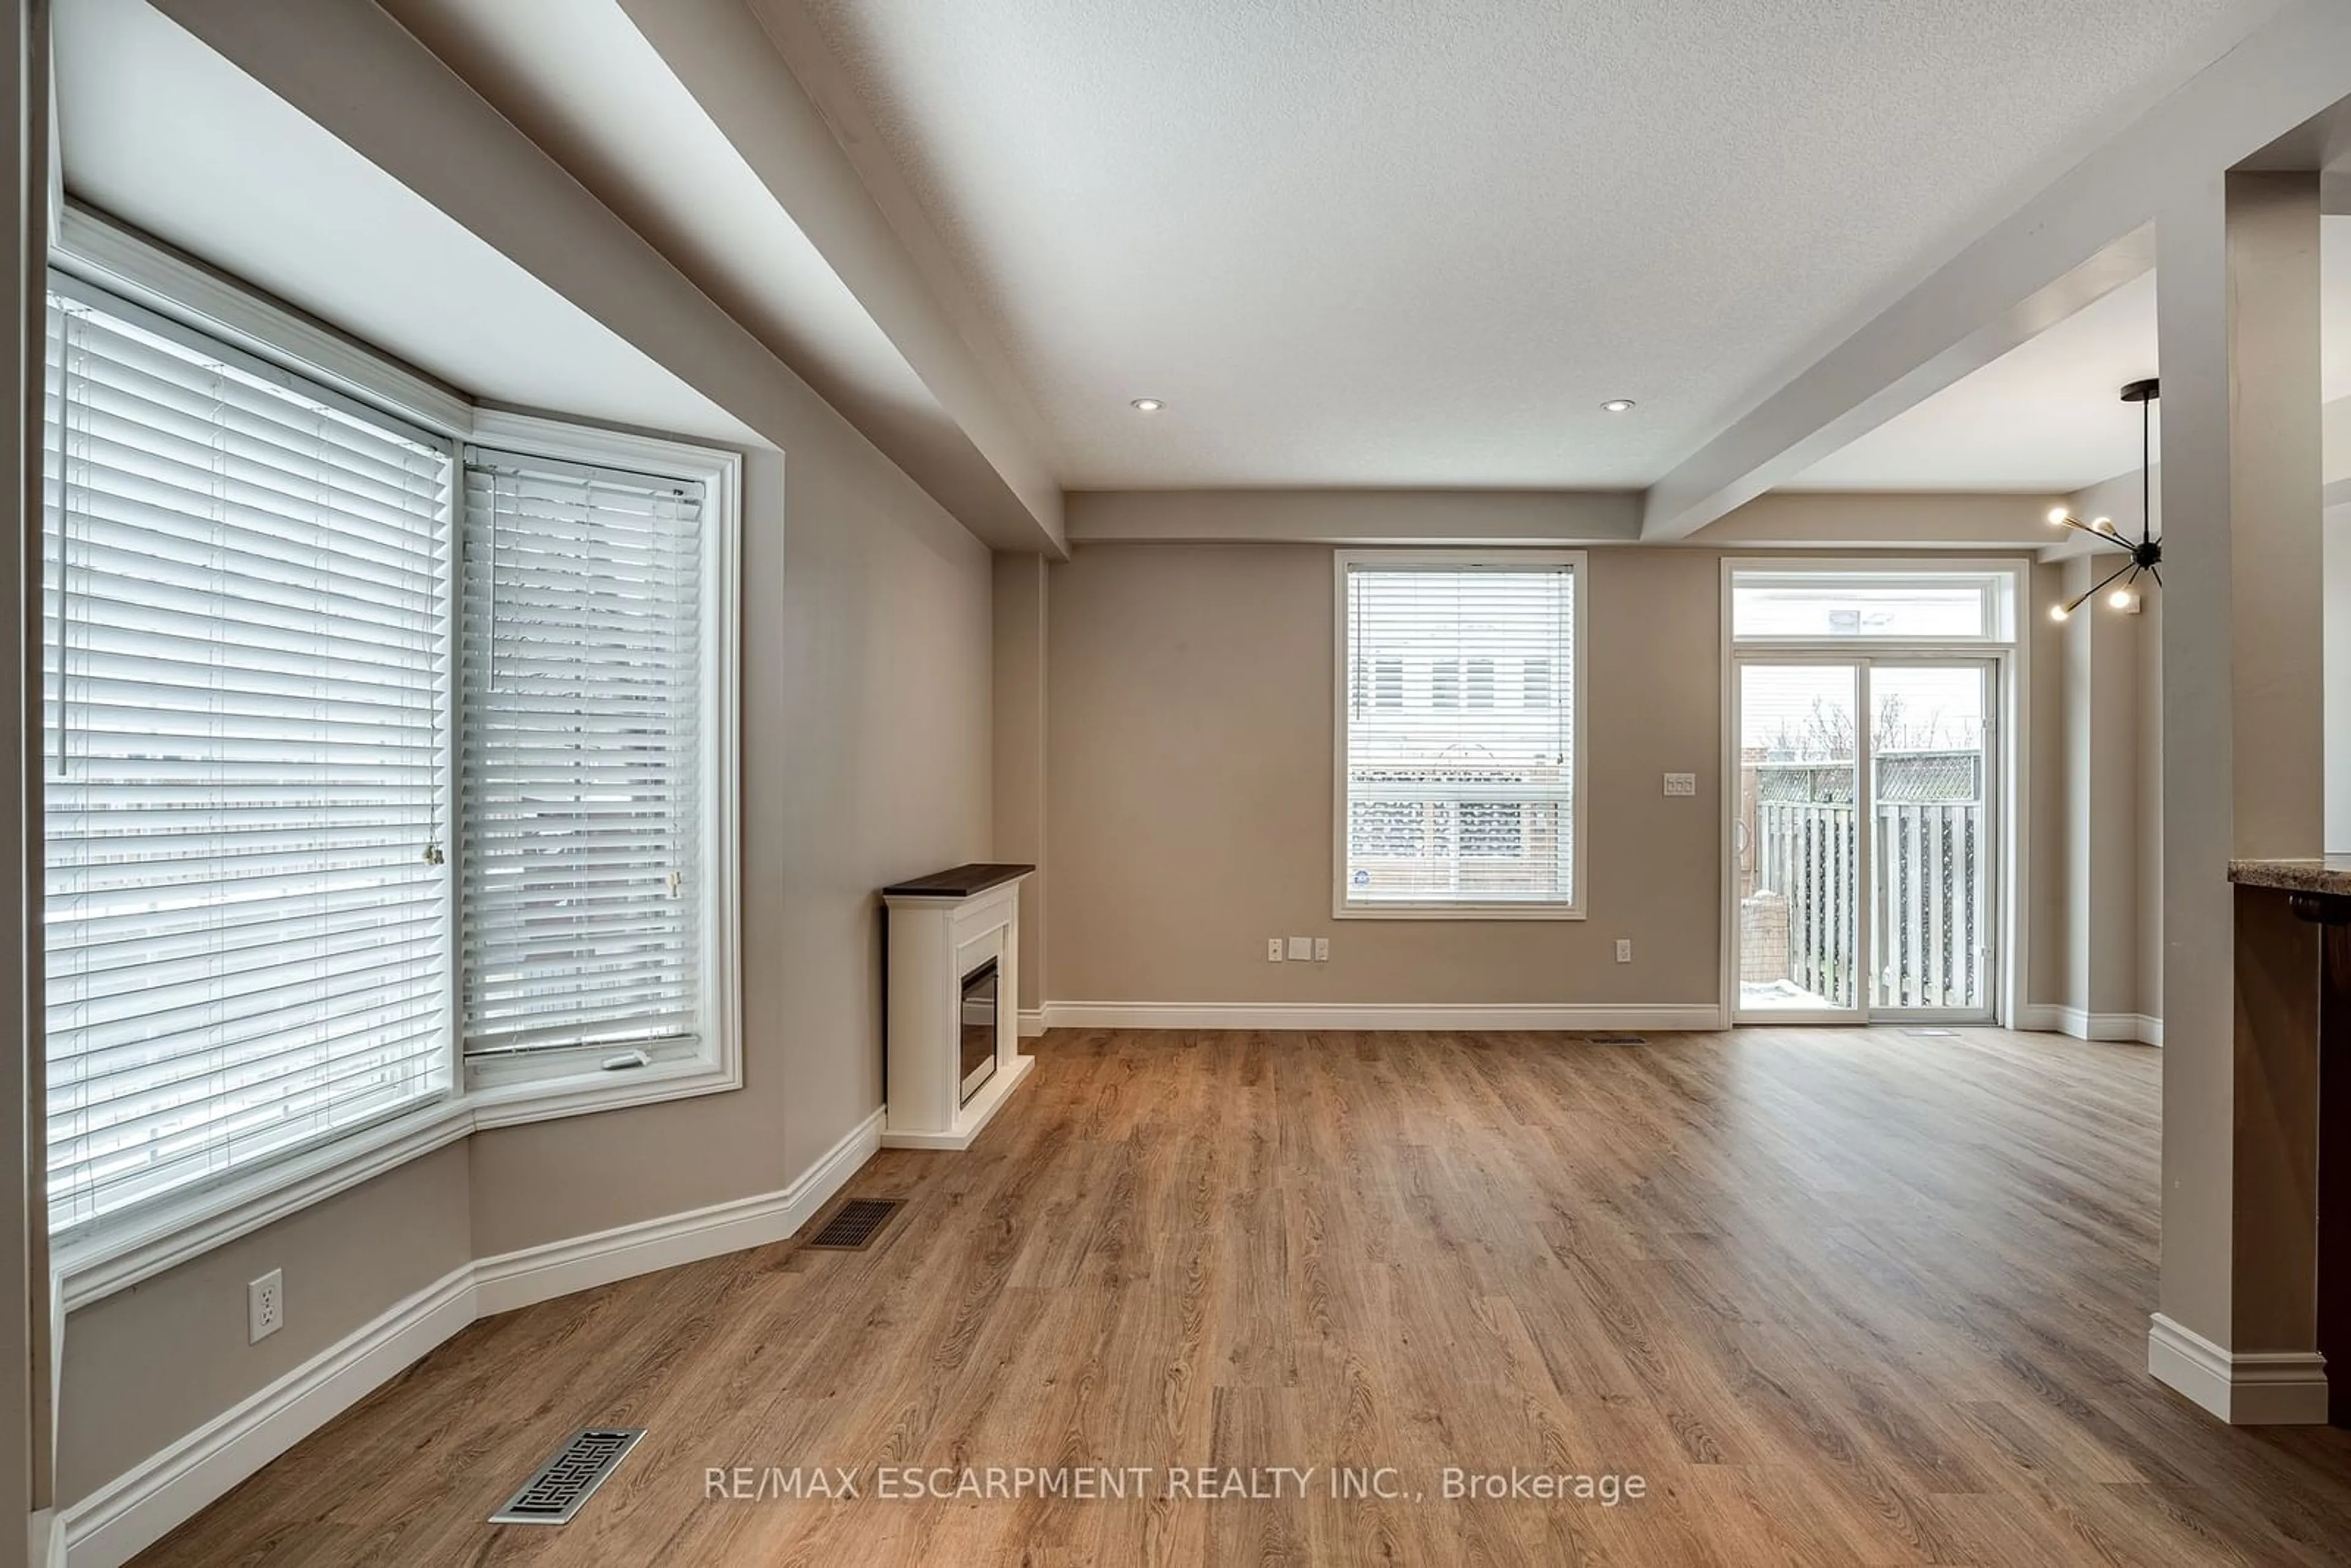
[53,1052,741,1314]
[467,1049,738,1130]
[1333,901,1586,921]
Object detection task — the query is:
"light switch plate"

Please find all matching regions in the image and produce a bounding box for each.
[1662,772,1697,797]
[1313,937,1329,962]
[1267,938,1284,962]
[1287,936,1314,962]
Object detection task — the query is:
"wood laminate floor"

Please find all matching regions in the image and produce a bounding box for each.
[132,1027,2351,1566]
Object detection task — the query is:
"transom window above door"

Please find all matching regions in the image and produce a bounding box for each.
[1731,569,2017,642]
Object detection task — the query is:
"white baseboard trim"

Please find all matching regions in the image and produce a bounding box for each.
[2017,1003,2161,1046]
[1036,1000,1729,1032]
[57,1108,887,1568]
[61,1264,476,1568]
[474,1108,882,1317]
[1017,1008,1048,1038]
[2148,1313,2330,1425]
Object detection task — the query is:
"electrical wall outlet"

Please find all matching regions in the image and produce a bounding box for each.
[1267,938,1284,962]
[1614,939,1633,963]
[1662,772,1697,797]
[1286,936,1314,962]
[1313,937,1329,962]
[249,1269,284,1343]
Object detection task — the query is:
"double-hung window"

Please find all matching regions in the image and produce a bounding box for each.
[41,260,740,1245]
[458,449,713,1082]
[1335,551,1585,918]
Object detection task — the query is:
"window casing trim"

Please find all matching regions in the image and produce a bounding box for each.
[53,201,473,440]
[457,410,743,1130]
[1330,549,1588,921]
[43,234,746,1305]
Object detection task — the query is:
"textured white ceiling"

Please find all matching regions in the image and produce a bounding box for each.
[1793,216,2351,491]
[790,0,2285,489]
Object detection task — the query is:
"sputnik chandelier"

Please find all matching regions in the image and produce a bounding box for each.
[2047,378,2161,620]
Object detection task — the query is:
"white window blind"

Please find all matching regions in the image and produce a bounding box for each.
[44,283,455,1234]
[460,451,705,1060]
[1340,558,1580,910]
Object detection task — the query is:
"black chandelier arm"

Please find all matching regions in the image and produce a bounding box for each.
[2054,516,2132,550]
[2062,558,2140,618]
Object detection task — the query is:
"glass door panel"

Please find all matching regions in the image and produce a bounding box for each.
[1867,662,1995,1015]
[1735,664,1862,1017]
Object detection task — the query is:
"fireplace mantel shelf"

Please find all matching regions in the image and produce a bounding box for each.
[882,863,1035,900]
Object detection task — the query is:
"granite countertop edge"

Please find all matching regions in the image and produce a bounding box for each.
[2227,858,2351,896]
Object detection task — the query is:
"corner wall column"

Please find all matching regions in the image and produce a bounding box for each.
[2153,169,2326,1420]
[2061,554,2145,1029]
[992,554,1049,1021]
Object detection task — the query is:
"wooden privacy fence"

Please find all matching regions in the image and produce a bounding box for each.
[1753,799,1984,1009]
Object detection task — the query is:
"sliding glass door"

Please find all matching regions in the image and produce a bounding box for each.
[1867,662,1996,1016]
[1733,657,1998,1024]
[1736,662,1864,1020]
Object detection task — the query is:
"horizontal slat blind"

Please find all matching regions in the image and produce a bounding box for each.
[459,451,703,1058]
[1342,560,1576,907]
[45,288,454,1233]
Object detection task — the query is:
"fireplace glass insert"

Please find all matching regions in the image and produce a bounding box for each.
[959,957,999,1105]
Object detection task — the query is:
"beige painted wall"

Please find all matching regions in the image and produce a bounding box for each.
[1049,542,2071,1016]
[1048,544,1722,1007]
[2027,560,2069,1015]
[2154,170,2326,1352]
[992,554,1049,1012]
[2057,552,2148,1021]
[56,1144,472,1504]
[2326,506,2351,852]
[2055,469,2164,1029]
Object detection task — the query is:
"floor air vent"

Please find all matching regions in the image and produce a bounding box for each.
[1588,1033,1646,1046]
[808,1198,902,1250]
[1903,1029,1959,1037]
[489,1428,645,1525]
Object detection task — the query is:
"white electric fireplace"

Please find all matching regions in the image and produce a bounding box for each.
[880,864,1035,1149]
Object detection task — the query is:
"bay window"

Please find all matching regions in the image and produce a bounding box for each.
[42,261,739,1244]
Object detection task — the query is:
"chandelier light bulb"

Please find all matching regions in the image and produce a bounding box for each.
[2109,588,2135,610]
[2047,507,2069,526]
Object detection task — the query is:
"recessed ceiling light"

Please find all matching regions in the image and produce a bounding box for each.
[1130,397,1164,413]
[1600,399,1637,413]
